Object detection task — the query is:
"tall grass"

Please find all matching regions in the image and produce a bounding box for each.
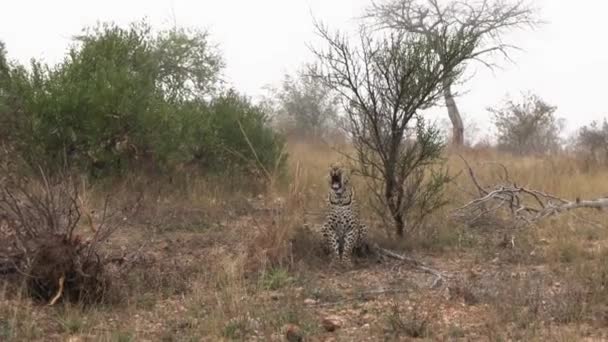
[3,139,608,340]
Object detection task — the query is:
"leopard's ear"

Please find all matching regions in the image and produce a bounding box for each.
[344,166,352,178]
[327,164,335,183]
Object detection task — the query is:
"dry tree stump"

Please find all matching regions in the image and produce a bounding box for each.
[26,234,110,305]
[0,154,142,305]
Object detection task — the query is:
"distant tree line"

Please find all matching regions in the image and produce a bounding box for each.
[483,92,606,165]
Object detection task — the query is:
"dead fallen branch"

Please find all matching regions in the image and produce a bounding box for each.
[454,156,608,226]
[372,243,449,288]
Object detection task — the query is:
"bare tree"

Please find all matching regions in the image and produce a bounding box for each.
[366,0,539,146]
[267,65,339,139]
[489,92,562,155]
[573,119,608,165]
[310,23,473,236]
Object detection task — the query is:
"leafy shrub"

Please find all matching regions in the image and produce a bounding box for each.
[178,91,287,177]
[0,22,285,178]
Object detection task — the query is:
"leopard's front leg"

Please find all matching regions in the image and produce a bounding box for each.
[340,231,356,267]
[357,223,368,249]
[321,222,339,260]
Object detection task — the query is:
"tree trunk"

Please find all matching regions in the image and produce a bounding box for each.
[385,184,406,237]
[443,82,464,146]
[384,159,406,237]
[394,213,405,237]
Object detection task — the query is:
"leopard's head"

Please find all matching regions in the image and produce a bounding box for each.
[328,163,353,204]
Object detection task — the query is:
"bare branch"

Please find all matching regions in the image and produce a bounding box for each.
[454,158,608,226]
[365,0,541,146]
[0,151,141,303]
[373,243,449,288]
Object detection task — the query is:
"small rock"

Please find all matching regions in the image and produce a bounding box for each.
[269,291,284,300]
[321,315,343,332]
[284,324,304,342]
[304,298,318,305]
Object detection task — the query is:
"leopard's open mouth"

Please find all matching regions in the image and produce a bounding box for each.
[331,174,343,193]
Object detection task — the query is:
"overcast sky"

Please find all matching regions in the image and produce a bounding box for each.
[1,0,607,138]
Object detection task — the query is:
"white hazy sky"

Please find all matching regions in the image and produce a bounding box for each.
[1,0,607,137]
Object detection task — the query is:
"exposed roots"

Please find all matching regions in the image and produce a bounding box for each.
[48,275,65,306]
[0,156,139,304]
[26,234,110,304]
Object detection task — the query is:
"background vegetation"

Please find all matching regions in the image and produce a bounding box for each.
[1,4,608,340]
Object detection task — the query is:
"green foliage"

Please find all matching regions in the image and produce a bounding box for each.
[0,319,10,341]
[222,318,252,340]
[259,267,293,290]
[0,40,13,141]
[170,90,286,176]
[0,22,284,178]
[0,40,7,89]
[111,331,135,342]
[155,27,224,102]
[206,92,287,174]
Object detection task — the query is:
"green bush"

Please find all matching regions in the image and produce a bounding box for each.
[207,91,286,174]
[0,22,285,178]
[162,91,286,177]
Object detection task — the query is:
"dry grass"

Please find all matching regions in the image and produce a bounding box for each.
[2,141,608,341]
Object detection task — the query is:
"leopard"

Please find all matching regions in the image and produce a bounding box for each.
[320,163,368,266]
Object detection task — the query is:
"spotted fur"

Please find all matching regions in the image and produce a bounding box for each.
[320,163,367,266]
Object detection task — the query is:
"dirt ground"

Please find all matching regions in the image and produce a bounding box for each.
[3,204,608,341]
